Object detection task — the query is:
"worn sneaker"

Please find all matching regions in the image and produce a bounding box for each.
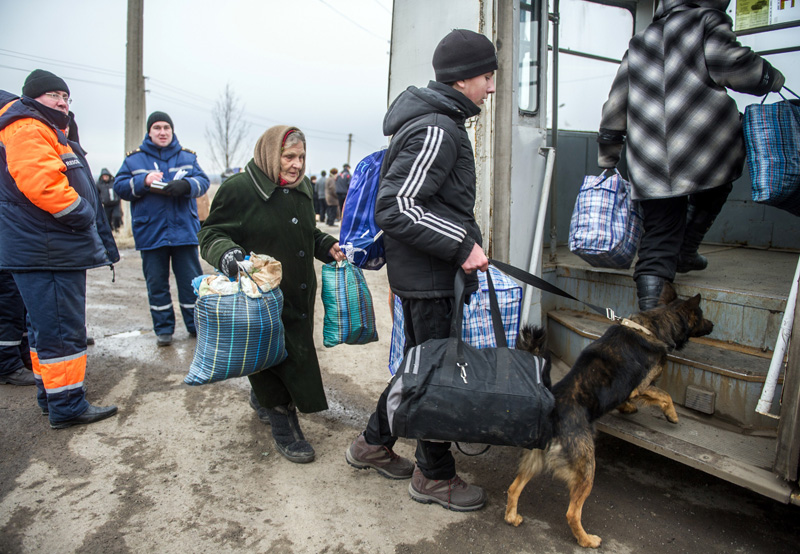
[157,334,173,347]
[408,467,487,512]
[345,433,414,480]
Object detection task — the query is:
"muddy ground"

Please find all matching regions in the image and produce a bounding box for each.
[1,232,798,553]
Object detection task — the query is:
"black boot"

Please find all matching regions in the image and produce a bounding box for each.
[635,275,666,312]
[676,205,717,273]
[265,403,315,463]
[249,389,271,425]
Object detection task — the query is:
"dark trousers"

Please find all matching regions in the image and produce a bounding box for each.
[0,272,30,374]
[325,204,338,226]
[365,296,456,480]
[634,183,732,281]
[140,245,203,335]
[314,196,326,219]
[337,193,347,218]
[13,270,89,422]
[104,204,122,231]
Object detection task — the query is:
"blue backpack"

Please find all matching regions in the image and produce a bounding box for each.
[339,149,387,270]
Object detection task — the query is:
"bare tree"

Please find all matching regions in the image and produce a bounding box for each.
[206,83,248,173]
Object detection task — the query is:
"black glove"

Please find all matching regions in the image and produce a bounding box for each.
[220,248,245,278]
[161,179,191,197]
[771,70,785,93]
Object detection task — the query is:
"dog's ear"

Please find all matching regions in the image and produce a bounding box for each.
[659,281,677,305]
[685,294,701,310]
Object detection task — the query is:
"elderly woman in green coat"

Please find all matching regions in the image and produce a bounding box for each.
[198,125,344,464]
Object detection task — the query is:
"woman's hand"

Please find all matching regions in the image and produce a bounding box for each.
[329,242,346,262]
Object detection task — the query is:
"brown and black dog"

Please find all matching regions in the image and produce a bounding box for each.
[505,282,714,548]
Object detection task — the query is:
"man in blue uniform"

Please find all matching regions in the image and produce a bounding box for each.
[114,112,210,346]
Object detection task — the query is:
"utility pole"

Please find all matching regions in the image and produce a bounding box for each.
[346,133,352,166]
[122,0,145,237]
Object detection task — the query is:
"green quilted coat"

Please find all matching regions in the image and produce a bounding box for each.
[198,159,337,412]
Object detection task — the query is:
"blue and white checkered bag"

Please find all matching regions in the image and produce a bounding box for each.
[185,273,287,385]
[743,90,800,217]
[388,265,522,375]
[568,169,643,269]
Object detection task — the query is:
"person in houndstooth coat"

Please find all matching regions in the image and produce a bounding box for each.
[597,0,785,310]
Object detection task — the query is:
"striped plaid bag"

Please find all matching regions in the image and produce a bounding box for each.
[185,273,287,386]
[388,265,522,375]
[568,169,643,269]
[321,260,379,347]
[743,89,800,216]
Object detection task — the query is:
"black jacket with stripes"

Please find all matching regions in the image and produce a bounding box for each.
[376,81,482,299]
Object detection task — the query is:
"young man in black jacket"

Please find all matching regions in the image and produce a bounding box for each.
[345,29,496,512]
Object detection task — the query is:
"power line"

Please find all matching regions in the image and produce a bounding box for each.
[148,90,213,113]
[0,48,124,77]
[147,77,216,105]
[371,0,391,14]
[314,0,390,44]
[146,90,357,146]
[0,63,124,90]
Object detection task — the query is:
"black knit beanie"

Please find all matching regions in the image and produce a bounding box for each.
[147,111,174,132]
[22,69,70,99]
[432,29,497,83]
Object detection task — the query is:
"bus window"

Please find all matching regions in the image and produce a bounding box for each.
[519,0,541,113]
[550,0,633,131]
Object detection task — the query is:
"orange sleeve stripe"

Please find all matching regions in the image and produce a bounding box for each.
[1,119,79,214]
[39,354,86,391]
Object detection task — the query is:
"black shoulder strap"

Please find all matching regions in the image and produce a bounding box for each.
[488,258,620,321]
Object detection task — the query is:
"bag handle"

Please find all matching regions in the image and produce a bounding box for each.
[594,167,621,185]
[446,268,510,387]
[759,86,800,131]
[451,269,506,346]
[238,264,267,297]
[760,86,800,104]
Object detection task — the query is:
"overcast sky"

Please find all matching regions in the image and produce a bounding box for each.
[1,0,394,179]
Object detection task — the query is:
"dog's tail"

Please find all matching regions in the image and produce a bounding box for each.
[518,325,547,356]
[517,325,552,389]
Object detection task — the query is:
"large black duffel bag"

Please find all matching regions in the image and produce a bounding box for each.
[385,269,554,450]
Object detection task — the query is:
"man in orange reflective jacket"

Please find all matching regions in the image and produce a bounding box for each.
[0,69,119,429]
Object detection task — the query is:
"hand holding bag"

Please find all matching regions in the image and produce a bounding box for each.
[321,259,379,347]
[743,87,800,216]
[569,169,643,269]
[385,269,554,450]
[388,264,523,375]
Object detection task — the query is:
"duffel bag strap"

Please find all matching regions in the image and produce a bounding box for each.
[452,268,507,345]
[448,269,512,387]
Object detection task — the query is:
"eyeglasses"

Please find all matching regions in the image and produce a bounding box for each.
[44,92,72,105]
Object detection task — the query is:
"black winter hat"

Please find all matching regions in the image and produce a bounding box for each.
[147,111,174,132]
[432,29,497,83]
[22,69,70,99]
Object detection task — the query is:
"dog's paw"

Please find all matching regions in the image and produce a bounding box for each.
[666,411,679,424]
[616,401,638,415]
[505,512,524,527]
[578,534,602,548]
